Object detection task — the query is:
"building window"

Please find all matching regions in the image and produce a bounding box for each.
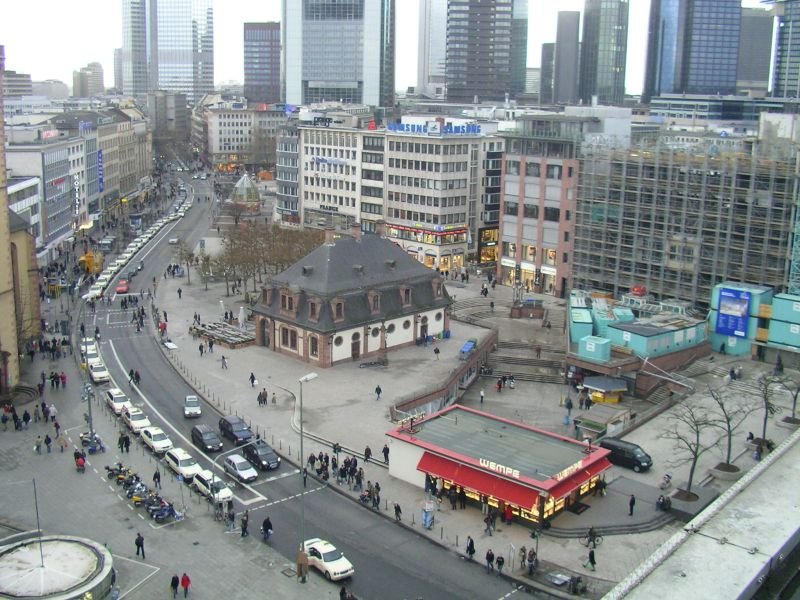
[564,231,570,242]
[281,328,297,350]
[387,323,396,334]
[545,248,557,265]
[334,336,343,347]
[403,320,411,329]
[281,294,294,311]
[371,295,380,312]
[402,288,411,305]
[352,332,360,341]
[504,201,518,216]
[310,336,319,357]
[335,302,344,319]
[544,207,560,222]
[502,242,517,258]
[309,302,317,320]
[523,204,538,219]
[563,252,569,264]
[435,312,443,321]
[371,327,380,338]
[505,160,520,175]
[523,245,536,261]
[525,161,540,177]
[546,165,562,179]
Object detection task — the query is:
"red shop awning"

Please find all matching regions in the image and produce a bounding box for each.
[417,452,540,511]
[549,458,612,500]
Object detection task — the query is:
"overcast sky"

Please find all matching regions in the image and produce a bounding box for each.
[0,0,767,95]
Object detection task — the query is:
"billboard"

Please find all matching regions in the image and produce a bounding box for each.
[715,288,751,338]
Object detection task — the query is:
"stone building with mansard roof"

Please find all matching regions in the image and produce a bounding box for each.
[251,224,452,367]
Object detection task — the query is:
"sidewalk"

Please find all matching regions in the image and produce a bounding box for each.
[147,265,687,598]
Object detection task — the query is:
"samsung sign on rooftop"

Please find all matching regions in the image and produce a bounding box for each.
[387,121,482,135]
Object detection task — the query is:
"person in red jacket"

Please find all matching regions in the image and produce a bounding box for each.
[180,573,191,597]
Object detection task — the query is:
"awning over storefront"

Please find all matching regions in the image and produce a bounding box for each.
[548,458,612,499]
[418,452,540,511]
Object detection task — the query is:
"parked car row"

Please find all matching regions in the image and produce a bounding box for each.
[83,212,181,302]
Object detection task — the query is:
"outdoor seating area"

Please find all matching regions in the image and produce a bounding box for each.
[189,321,255,349]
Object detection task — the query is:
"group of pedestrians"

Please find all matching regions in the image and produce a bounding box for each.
[256,388,275,407]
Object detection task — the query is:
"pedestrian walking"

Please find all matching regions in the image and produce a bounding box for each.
[208,339,214,353]
[486,549,495,573]
[584,549,596,571]
[480,389,484,404]
[153,469,161,490]
[433,347,440,360]
[198,343,204,357]
[375,385,382,400]
[241,510,249,537]
[57,432,67,453]
[49,404,57,423]
[33,405,40,423]
[527,548,537,574]
[466,536,476,561]
[135,532,145,559]
[226,509,235,532]
[519,546,527,570]
[496,555,505,575]
[34,435,42,454]
[123,434,131,453]
[180,573,191,597]
[221,355,228,369]
[458,487,467,509]
[628,494,636,516]
[364,445,372,463]
[382,444,390,464]
[565,396,573,416]
[483,514,493,536]
[177,288,182,300]
[22,410,30,430]
[171,574,180,598]
[44,434,52,453]
[394,502,402,521]
[249,372,256,387]
[118,433,125,453]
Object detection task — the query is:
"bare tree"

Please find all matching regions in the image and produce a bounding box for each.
[775,375,800,423]
[660,400,717,494]
[197,250,213,291]
[247,127,277,173]
[755,375,781,443]
[173,239,195,285]
[212,244,237,297]
[707,386,758,467]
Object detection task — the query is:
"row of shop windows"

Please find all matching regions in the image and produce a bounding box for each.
[388,209,467,225]
[502,244,562,264]
[388,228,468,245]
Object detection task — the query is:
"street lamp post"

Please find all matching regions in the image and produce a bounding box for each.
[297,372,318,583]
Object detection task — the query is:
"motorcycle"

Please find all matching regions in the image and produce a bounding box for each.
[140,492,164,510]
[105,462,127,480]
[659,473,672,491]
[75,456,86,473]
[121,473,142,490]
[146,498,169,517]
[152,502,184,523]
[81,432,106,454]
[126,481,148,499]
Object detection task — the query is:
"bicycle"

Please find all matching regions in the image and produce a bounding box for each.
[581,534,603,548]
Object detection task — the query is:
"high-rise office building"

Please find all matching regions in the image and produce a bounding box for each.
[579,0,629,105]
[540,43,555,104]
[2,70,33,97]
[554,11,580,105]
[244,22,281,104]
[417,0,447,98]
[74,62,105,97]
[446,0,527,103]
[510,0,529,96]
[114,48,123,92]
[282,0,395,108]
[122,0,149,96]
[643,0,742,102]
[122,0,214,103]
[773,0,800,97]
[738,7,773,95]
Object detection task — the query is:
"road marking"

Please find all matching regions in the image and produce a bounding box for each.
[112,554,160,599]
[107,339,266,503]
[251,469,298,485]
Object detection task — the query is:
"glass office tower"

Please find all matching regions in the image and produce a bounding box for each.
[282,0,395,108]
[579,0,629,106]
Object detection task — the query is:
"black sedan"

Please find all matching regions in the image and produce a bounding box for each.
[243,439,281,470]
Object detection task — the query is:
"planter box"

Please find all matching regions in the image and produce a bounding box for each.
[709,463,743,481]
[776,417,800,431]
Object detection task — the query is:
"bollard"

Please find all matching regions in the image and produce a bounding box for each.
[456,535,459,548]
[441,527,444,540]
[411,513,415,526]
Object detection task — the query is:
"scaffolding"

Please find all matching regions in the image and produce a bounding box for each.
[573,138,798,309]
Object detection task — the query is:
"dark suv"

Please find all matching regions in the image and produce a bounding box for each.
[191,424,223,452]
[243,439,281,471]
[218,415,253,446]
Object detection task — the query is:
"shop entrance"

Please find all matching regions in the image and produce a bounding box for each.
[351,333,361,360]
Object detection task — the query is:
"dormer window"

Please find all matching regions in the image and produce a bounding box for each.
[281,294,294,311]
[309,301,317,320]
[372,295,380,311]
[401,287,412,306]
[335,302,344,320]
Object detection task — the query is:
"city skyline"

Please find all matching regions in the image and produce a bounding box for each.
[1,0,766,97]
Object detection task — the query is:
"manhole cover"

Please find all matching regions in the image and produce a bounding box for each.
[281,568,296,578]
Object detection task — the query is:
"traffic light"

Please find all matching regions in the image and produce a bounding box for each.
[515,264,522,284]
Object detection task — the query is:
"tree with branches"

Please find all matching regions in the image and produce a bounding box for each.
[173,239,195,285]
[775,375,800,424]
[754,375,781,444]
[660,400,717,494]
[707,386,758,468]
